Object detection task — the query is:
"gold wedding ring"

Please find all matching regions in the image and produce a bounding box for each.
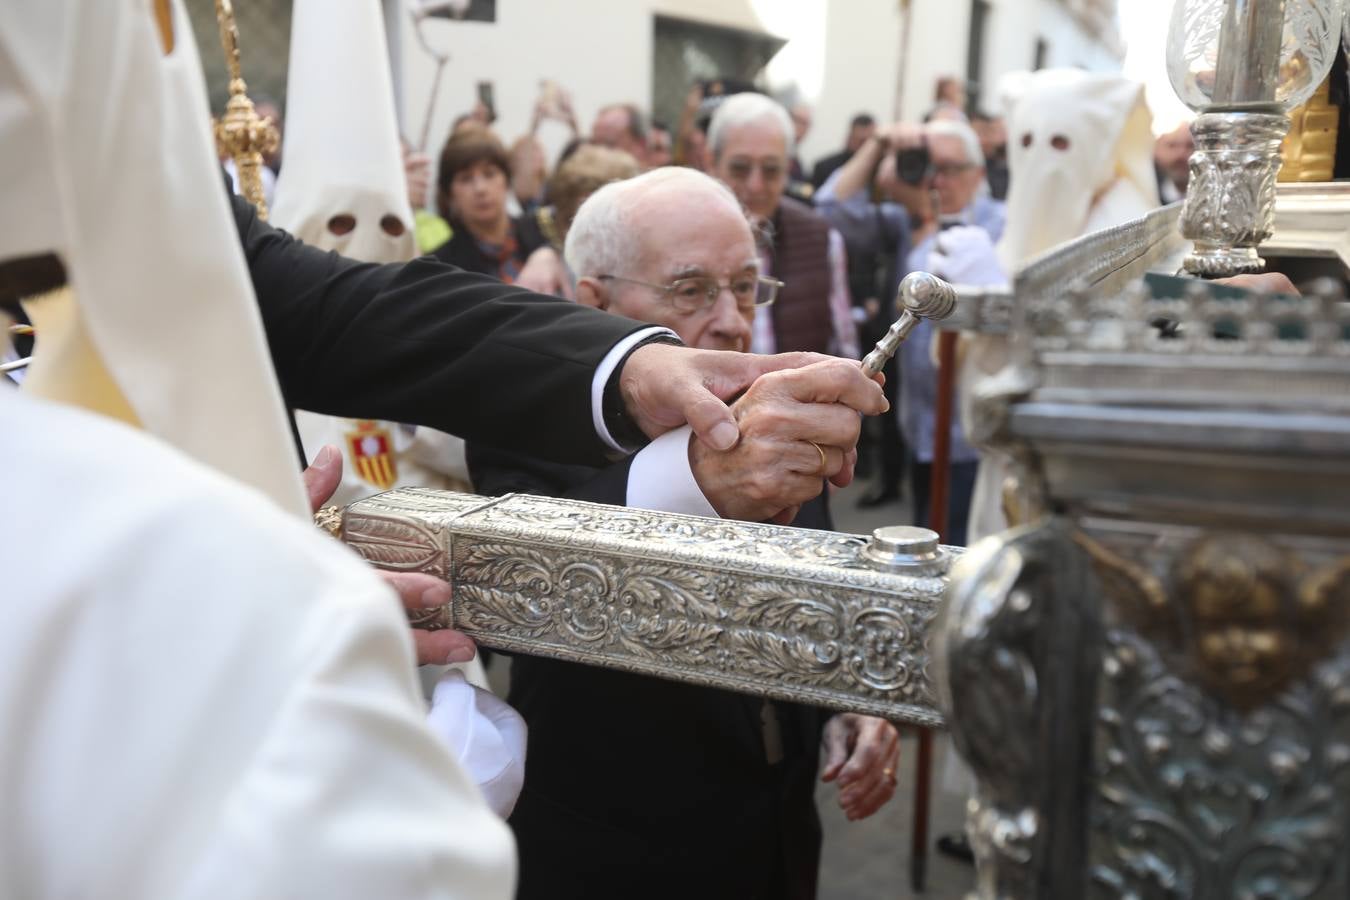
[883,767,895,779]
[808,440,828,476]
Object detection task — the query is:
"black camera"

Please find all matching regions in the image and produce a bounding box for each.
[895,141,931,185]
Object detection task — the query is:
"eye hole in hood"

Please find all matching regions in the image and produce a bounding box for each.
[327,214,356,236]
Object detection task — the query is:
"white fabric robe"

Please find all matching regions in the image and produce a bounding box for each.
[963,70,1160,543]
[275,0,475,524]
[0,388,515,899]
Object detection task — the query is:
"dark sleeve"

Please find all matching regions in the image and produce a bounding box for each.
[466,442,633,506]
[810,154,838,189]
[232,192,649,465]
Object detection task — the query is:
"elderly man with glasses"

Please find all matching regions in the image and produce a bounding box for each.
[816,119,1007,542]
[709,94,860,366]
[466,167,899,900]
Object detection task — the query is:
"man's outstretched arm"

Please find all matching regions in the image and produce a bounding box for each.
[234,192,651,464]
[234,193,876,464]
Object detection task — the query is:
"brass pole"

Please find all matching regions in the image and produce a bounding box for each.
[212,0,279,220]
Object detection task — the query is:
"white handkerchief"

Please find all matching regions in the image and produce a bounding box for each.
[426,670,527,819]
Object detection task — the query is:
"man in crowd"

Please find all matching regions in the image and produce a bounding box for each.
[811,112,876,189]
[703,94,869,509]
[647,119,674,168]
[469,166,899,900]
[709,94,859,366]
[818,119,1006,544]
[971,111,1010,200]
[788,100,813,181]
[1155,121,1195,204]
[812,129,921,510]
[934,75,968,112]
[592,102,650,167]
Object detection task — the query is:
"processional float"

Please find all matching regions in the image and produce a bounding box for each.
[312,2,1350,897]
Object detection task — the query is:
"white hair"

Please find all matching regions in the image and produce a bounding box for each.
[926,119,985,169]
[707,93,795,161]
[564,166,744,280]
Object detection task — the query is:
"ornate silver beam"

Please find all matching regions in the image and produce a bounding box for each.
[321,488,957,726]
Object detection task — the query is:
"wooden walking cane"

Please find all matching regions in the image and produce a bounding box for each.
[910,324,959,892]
[861,270,963,894]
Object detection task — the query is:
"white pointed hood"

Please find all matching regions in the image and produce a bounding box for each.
[997,69,1159,271]
[0,0,308,516]
[271,0,417,264]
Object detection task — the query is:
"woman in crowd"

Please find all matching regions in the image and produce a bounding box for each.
[513,144,640,300]
[433,126,547,282]
[538,144,640,250]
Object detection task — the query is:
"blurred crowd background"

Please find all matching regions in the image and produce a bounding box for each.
[193,0,1195,524]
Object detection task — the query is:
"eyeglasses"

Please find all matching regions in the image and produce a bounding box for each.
[596,273,782,313]
[724,159,786,183]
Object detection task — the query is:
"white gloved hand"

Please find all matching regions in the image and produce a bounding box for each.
[928,225,1007,288]
[426,669,528,819]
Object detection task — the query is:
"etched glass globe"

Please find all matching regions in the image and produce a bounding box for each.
[1344,2,1350,78]
[1167,0,1346,111]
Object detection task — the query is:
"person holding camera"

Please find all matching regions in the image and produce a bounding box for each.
[816,119,1006,542]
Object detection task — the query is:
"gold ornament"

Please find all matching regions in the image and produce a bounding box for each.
[212,0,279,220]
[313,505,344,540]
[1280,74,1340,183]
[1085,529,1350,710]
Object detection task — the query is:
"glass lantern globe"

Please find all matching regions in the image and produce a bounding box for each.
[1344,2,1350,87]
[1167,0,1346,113]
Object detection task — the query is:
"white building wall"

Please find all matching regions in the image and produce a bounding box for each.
[396,0,788,165]
[903,0,1123,119]
[794,0,906,169]
[397,1,654,165]
[779,0,1124,162]
[894,2,972,125]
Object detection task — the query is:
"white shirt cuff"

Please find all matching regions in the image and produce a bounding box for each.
[625,425,718,518]
[591,327,680,454]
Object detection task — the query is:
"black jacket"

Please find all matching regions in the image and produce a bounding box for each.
[468,442,831,900]
[810,148,853,190]
[431,214,548,279]
[230,192,646,465]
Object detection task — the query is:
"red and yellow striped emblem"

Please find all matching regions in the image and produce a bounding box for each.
[344,420,397,490]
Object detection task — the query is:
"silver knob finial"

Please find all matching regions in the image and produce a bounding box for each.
[861,272,958,376]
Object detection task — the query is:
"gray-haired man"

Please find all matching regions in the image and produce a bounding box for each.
[709,93,859,365]
[817,119,1007,544]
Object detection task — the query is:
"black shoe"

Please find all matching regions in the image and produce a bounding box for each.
[936,833,975,865]
[856,487,900,509]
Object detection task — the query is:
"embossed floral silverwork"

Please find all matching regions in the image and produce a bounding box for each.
[330,488,954,725]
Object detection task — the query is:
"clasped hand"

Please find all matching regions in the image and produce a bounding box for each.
[688,358,888,524]
[304,445,477,666]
